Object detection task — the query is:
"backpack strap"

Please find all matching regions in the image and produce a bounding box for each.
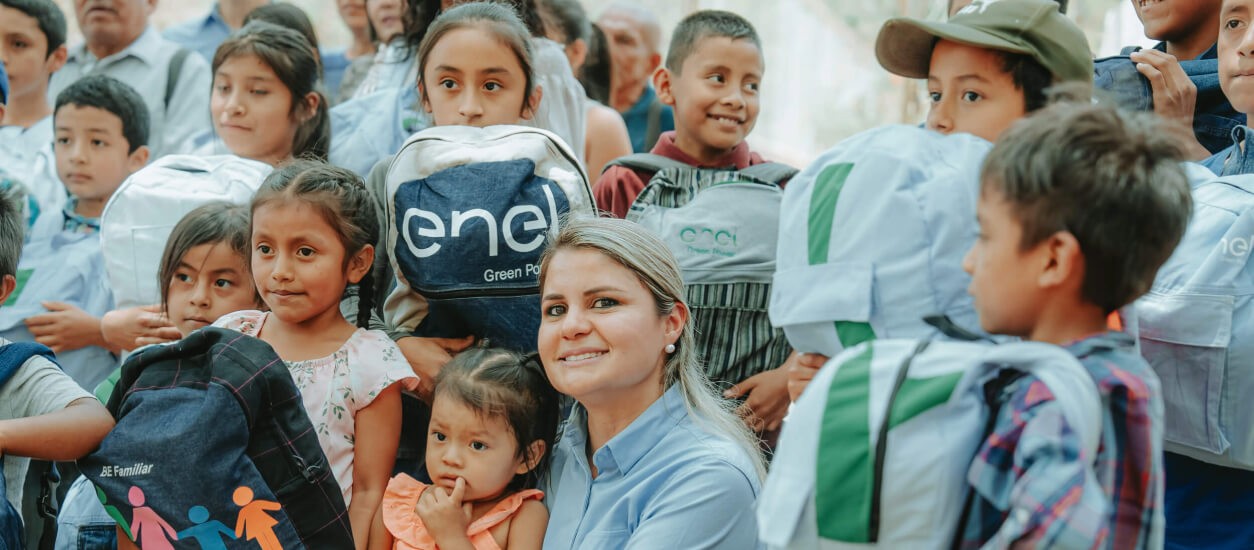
[644,98,664,152]
[739,162,799,185]
[868,339,932,543]
[603,153,691,176]
[0,342,55,388]
[164,47,191,114]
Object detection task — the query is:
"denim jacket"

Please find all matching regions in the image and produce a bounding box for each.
[1094,44,1245,154]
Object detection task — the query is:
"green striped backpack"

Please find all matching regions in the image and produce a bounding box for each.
[757,339,1102,548]
[769,125,993,359]
[607,153,797,387]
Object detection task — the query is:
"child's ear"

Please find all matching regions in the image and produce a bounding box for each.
[0,274,16,305]
[1037,230,1083,290]
[654,67,676,107]
[301,91,321,121]
[346,243,374,285]
[566,39,588,72]
[515,439,547,474]
[521,84,544,121]
[127,145,150,171]
[46,45,68,75]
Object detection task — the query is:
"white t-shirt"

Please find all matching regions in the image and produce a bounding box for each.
[0,339,93,515]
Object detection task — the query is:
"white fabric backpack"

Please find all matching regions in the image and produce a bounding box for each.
[382,125,592,351]
[101,154,271,309]
[1137,172,1254,469]
[769,125,993,359]
[758,339,1102,549]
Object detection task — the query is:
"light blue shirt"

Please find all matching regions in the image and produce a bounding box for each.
[0,116,65,217]
[50,27,213,158]
[162,4,232,62]
[541,385,763,549]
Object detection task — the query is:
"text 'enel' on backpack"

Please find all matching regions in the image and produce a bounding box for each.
[383,125,593,352]
[605,153,797,387]
[1137,173,1254,470]
[0,343,59,550]
[101,155,271,310]
[769,125,993,360]
[757,339,1102,549]
[80,327,353,549]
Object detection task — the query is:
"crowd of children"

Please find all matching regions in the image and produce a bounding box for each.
[0,0,1250,548]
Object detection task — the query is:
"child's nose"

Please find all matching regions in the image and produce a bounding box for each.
[926,100,954,134]
[459,92,484,119]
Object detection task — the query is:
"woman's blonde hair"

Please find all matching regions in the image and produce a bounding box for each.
[538,216,766,479]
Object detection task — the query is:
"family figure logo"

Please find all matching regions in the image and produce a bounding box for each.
[106,485,284,549]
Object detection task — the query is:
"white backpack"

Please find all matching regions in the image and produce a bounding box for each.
[758,339,1102,549]
[769,125,993,359]
[382,125,592,351]
[101,155,271,309]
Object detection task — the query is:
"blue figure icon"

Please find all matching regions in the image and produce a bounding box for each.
[176,505,236,550]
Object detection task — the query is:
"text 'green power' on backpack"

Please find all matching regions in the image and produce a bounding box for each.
[607,153,797,388]
[757,339,1102,549]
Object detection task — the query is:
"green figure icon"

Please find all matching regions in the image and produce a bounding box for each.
[94,485,133,541]
[233,486,283,550]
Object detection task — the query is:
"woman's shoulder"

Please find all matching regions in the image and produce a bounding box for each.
[666,418,760,484]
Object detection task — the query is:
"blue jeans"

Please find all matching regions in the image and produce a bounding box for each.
[53,476,116,550]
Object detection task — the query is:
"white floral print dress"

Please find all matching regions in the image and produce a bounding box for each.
[214,310,416,504]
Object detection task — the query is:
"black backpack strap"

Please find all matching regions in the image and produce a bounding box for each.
[739,162,799,185]
[949,368,1028,549]
[867,339,932,542]
[602,152,690,176]
[924,315,995,343]
[164,47,191,113]
[644,97,664,152]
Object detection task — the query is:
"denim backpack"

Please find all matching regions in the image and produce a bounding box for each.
[1137,174,1254,470]
[769,125,993,359]
[606,153,797,387]
[758,338,1103,548]
[100,154,270,310]
[0,342,59,550]
[383,125,593,351]
[80,328,354,549]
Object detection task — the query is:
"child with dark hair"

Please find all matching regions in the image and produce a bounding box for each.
[959,102,1191,548]
[214,159,415,549]
[0,0,69,221]
[242,2,323,76]
[2,75,149,392]
[0,188,113,540]
[595,9,777,218]
[369,347,557,549]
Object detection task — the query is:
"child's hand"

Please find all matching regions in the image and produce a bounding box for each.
[395,336,475,402]
[784,351,829,402]
[100,306,180,352]
[24,302,105,353]
[725,366,791,433]
[1130,49,1211,161]
[416,478,473,546]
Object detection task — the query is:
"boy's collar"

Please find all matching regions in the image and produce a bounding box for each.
[650,131,754,169]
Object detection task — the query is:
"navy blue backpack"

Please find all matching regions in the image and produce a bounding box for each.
[0,342,61,550]
[80,328,354,549]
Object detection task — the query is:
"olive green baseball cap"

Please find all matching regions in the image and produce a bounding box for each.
[875,0,1093,83]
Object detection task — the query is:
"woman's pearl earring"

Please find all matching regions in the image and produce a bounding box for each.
[664,343,676,354]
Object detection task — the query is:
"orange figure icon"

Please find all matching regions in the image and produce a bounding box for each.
[128,486,178,549]
[232,486,284,550]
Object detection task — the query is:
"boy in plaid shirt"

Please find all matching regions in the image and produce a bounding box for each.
[957,102,1192,548]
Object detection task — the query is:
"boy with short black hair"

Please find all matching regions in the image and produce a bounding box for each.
[960,102,1190,548]
[0,0,69,217]
[596,9,773,217]
[0,188,114,523]
[1202,0,1254,175]
[5,74,149,392]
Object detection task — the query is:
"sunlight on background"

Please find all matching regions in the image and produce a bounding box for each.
[52,0,1156,167]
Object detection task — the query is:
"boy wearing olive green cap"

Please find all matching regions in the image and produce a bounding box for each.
[875,0,1092,143]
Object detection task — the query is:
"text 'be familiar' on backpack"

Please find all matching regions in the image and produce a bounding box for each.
[100,155,271,310]
[769,125,993,360]
[606,153,797,387]
[383,125,593,352]
[80,328,354,549]
[757,339,1102,549]
[1137,173,1254,470]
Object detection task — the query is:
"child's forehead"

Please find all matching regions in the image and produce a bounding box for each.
[54,103,126,132]
[681,35,764,71]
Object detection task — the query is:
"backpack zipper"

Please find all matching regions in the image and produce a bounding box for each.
[417,284,539,300]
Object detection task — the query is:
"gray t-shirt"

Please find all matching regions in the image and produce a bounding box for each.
[0,339,93,514]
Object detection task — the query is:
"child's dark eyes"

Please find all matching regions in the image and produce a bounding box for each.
[296,247,314,257]
[174,273,192,283]
[707,74,726,84]
[54,137,69,145]
[250,88,269,96]
[484,81,502,92]
[745,82,760,93]
[214,279,234,288]
[11,39,28,50]
[961,91,982,102]
[432,431,447,442]
[928,92,942,102]
[439,79,458,90]
[1226,19,1246,30]
[470,441,487,451]
[256,244,272,255]
[91,139,107,147]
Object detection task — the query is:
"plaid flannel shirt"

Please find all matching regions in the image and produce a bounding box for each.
[959,332,1164,549]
